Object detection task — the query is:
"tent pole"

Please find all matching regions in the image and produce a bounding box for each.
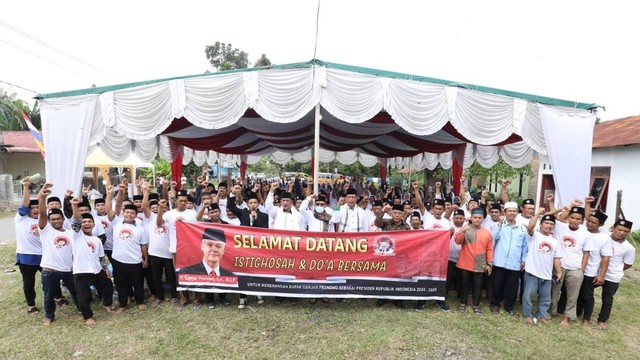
[313,104,321,195]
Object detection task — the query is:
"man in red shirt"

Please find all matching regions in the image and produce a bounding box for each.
[454,208,494,314]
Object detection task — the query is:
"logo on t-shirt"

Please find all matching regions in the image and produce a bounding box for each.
[29,224,40,236]
[87,241,96,253]
[118,228,133,240]
[54,236,70,248]
[155,224,167,234]
[538,241,554,254]
[431,223,443,229]
[562,236,576,248]
[101,220,109,229]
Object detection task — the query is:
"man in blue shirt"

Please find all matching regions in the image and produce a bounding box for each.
[490,201,528,316]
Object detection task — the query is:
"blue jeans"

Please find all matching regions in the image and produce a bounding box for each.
[522,272,552,319]
[42,269,78,320]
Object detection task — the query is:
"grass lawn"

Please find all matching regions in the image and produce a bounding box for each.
[1,242,638,360]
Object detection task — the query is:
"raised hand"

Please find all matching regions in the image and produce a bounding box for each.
[501,178,511,187]
[70,197,81,206]
[547,193,554,202]
[64,189,74,198]
[82,184,91,196]
[40,186,52,197]
[106,185,114,194]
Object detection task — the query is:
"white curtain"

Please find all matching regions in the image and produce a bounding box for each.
[540,105,595,206]
[41,95,97,198]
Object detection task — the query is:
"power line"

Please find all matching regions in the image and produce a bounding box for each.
[0,18,122,82]
[0,79,38,93]
[0,38,97,82]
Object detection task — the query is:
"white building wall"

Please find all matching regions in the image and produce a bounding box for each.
[592,145,640,230]
[536,145,640,230]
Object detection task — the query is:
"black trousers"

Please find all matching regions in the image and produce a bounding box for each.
[149,255,177,301]
[18,264,41,307]
[597,280,619,323]
[459,269,484,306]
[578,275,595,321]
[446,260,459,295]
[111,259,144,307]
[490,266,520,312]
[143,264,156,297]
[74,270,113,320]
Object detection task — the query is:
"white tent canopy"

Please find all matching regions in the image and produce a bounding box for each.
[38,60,596,204]
[85,146,154,168]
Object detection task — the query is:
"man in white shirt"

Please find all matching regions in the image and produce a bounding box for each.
[265,183,304,305]
[550,206,588,326]
[141,184,177,307]
[37,183,79,326]
[595,219,635,330]
[156,189,198,308]
[15,178,42,315]
[70,199,114,326]
[266,183,305,231]
[578,210,611,327]
[522,210,563,324]
[331,188,368,233]
[105,184,149,314]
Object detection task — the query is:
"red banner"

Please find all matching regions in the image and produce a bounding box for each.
[176,222,450,300]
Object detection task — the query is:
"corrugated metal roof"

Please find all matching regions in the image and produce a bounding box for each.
[0,131,40,153]
[593,116,640,148]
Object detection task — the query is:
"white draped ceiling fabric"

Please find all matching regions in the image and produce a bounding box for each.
[37,60,597,198]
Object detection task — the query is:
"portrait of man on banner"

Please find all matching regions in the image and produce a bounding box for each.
[374,236,396,256]
[178,227,235,276]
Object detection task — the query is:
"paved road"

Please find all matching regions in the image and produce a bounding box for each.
[0,216,15,245]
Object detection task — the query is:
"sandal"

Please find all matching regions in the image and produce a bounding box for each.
[457,304,466,313]
[473,306,482,315]
[27,306,40,314]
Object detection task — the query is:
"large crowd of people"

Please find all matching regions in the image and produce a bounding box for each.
[14,172,635,329]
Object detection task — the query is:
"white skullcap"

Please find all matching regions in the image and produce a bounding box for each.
[504,202,518,210]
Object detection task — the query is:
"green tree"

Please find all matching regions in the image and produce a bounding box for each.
[204,42,249,71]
[465,158,530,182]
[254,54,272,67]
[0,89,41,131]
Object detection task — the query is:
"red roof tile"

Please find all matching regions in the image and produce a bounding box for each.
[592,116,640,149]
[0,131,41,153]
